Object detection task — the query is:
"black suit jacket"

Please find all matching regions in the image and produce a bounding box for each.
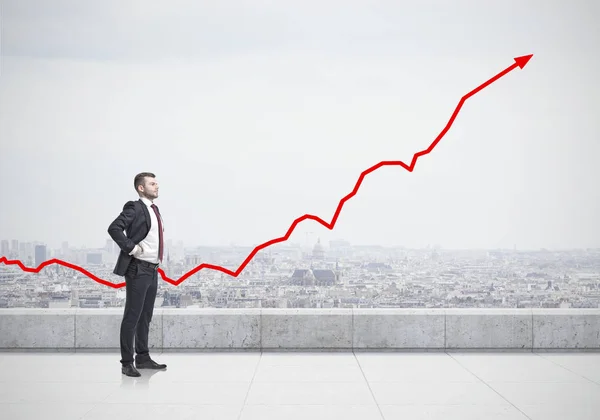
[107,199,155,276]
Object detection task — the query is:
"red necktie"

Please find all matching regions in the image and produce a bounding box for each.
[151,204,163,262]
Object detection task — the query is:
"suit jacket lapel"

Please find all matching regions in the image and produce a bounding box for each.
[139,199,151,231]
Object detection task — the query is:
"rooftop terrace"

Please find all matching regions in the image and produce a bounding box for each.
[0,308,598,419]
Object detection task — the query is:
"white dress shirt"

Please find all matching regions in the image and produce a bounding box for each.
[129,196,164,264]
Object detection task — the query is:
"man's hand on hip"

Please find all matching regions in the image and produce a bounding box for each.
[129,244,144,257]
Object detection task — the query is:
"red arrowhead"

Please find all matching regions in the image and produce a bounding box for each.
[514,54,533,69]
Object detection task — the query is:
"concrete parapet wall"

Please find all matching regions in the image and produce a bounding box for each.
[0,308,599,351]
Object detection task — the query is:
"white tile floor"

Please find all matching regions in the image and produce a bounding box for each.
[0,351,599,419]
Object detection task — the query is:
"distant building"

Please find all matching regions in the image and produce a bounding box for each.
[104,239,114,253]
[10,240,19,258]
[35,245,47,266]
[363,262,393,273]
[0,240,9,257]
[312,238,326,260]
[86,252,102,265]
[289,268,339,286]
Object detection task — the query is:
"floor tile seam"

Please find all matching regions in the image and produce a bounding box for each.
[532,352,600,387]
[93,380,137,405]
[236,351,264,420]
[352,350,387,420]
[77,401,102,419]
[445,352,533,420]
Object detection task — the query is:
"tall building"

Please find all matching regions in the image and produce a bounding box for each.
[19,242,33,261]
[11,240,19,258]
[0,240,8,257]
[105,238,114,253]
[35,245,47,267]
[86,253,102,265]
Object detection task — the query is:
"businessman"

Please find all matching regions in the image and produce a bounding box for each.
[108,172,167,377]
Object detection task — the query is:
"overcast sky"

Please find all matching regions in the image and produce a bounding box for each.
[1,0,599,252]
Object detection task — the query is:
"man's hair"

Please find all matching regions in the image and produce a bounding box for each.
[134,172,156,194]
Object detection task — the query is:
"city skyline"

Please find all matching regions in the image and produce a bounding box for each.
[1,233,599,310]
[3,234,600,259]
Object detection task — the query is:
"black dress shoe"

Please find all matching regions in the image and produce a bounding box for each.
[122,363,141,377]
[136,359,167,369]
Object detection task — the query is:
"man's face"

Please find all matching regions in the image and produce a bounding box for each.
[140,177,159,199]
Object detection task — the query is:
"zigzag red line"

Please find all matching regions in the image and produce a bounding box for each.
[0,55,532,288]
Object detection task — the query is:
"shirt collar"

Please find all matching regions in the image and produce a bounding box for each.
[140,196,153,206]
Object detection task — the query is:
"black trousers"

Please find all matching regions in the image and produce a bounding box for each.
[119,258,158,366]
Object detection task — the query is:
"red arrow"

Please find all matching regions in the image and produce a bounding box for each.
[514,54,533,69]
[1,54,534,289]
[463,54,533,99]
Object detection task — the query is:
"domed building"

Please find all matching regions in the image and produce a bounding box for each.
[312,238,325,260]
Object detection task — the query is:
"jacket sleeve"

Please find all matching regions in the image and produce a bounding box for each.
[107,201,137,254]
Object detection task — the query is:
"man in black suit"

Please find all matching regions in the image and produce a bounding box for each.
[108,172,167,377]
